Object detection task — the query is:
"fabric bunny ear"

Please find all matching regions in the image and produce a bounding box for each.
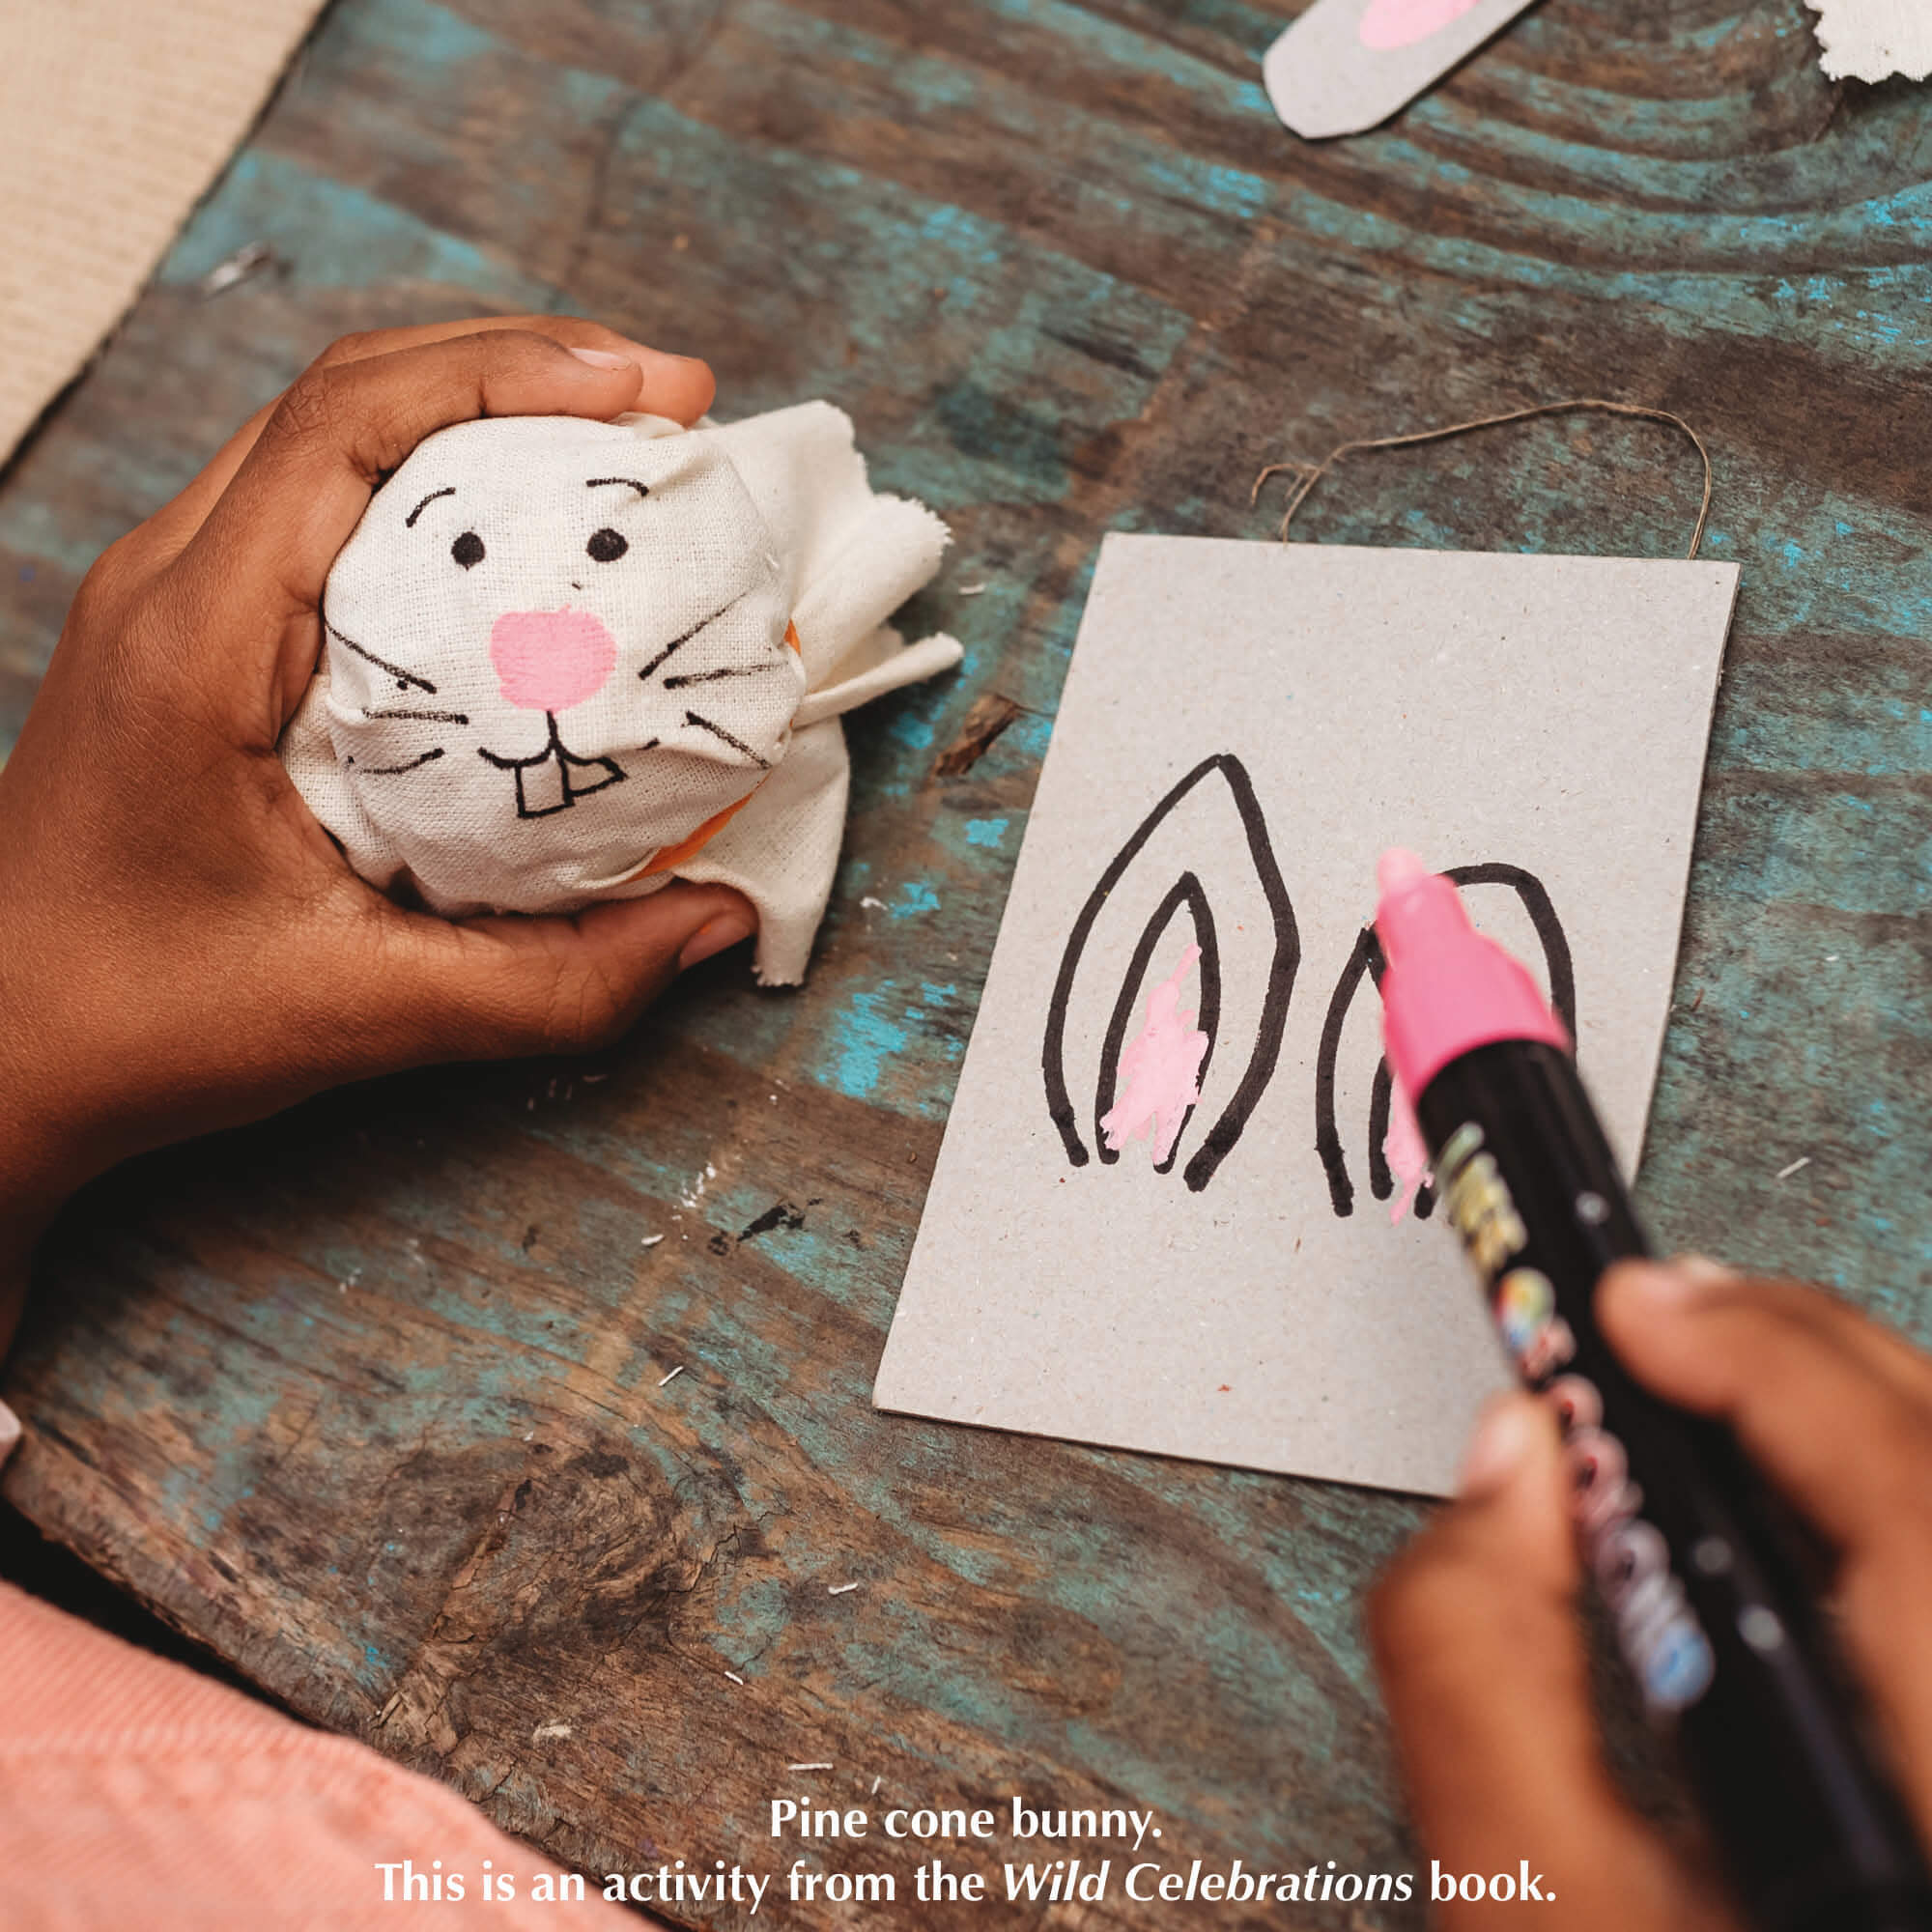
[795,625,963,729]
[631,402,963,984]
[706,401,955,681]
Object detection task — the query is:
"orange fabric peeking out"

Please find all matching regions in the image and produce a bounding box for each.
[638,618,803,880]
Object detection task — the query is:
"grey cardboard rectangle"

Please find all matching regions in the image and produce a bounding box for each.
[877,536,1739,1496]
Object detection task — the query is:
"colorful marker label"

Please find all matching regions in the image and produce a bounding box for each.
[1436,1123,1716,1714]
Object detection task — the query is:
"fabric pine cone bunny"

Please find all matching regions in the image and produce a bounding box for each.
[280,402,961,983]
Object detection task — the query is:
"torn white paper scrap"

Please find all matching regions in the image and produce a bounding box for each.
[875,536,1738,1498]
[1264,0,1538,141]
[1805,0,1932,83]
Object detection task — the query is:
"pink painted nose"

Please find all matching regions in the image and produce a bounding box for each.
[489,608,617,712]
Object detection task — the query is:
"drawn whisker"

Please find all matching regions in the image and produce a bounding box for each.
[350,747,446,775]
[325,614,438,694]
[663,662,783,691]
[638,592,748,683]
[361,706,470,724]
[683,710,770,768]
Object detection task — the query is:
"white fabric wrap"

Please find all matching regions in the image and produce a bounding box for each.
[279,402,960,983]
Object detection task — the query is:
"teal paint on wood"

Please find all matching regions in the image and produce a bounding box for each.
[1,0,1928,1925]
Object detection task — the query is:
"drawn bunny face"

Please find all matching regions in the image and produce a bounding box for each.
[311,412,805,909]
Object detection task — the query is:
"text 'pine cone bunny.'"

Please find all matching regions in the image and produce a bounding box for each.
[280,402,962,983]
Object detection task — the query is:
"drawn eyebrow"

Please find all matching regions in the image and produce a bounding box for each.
[325,614,438,694]
[360,705,470,724]
[405,486,455,527]
[663,663,782,691]
[585,476,649,498]
[684,710,770,768]
[350,748,446,775]
[638,591,747,683]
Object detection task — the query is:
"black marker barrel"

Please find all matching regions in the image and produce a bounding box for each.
[1418,1041,1932,1932]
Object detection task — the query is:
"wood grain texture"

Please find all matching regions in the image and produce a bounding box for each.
[0,1,1927,1925]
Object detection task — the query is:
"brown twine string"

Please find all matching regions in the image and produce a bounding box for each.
[1250,398,1714,560]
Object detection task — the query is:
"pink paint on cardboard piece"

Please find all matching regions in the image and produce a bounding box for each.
[1358,0,1483,51]
[1101,943,1211,1168]
[1382,1070,1434,1224]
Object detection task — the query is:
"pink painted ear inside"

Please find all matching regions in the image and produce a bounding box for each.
[1382,1068,1434,1224]
[1358,0,1484,51]
[490,608,618,712]
[1101,942,1211,1168]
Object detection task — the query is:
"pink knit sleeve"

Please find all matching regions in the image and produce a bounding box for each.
[0,1577,637,1929]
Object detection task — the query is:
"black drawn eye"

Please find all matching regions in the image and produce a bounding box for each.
[451,530,485,569]
[586,526,628,563]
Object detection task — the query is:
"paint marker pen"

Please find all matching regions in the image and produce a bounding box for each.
[1373,848,1932,1932]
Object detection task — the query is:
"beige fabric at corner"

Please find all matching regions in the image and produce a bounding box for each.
[0,0,325,464]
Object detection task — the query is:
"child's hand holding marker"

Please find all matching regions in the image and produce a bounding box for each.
[0,320,755,1363]
[1374,1258,1932,1929]
[1377,1264,1932,1932]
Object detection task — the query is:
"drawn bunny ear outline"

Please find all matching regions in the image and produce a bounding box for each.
[1314,862,1576,1220]
[1042,753,1300,1193]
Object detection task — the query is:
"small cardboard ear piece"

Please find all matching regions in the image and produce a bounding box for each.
[1264,0,1537,140]
[1804,0,1932,84]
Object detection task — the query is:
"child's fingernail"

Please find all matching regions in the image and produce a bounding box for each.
[1621,1256,1735,1307]
[678,912,754,971]
[623,343,708,374]
[0,1400,20,1468]
[1672,1253,1738,1285]
[568,346,633,370]
[1459,1393,1538,1498]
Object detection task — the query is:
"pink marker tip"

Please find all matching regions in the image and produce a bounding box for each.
[1376,846,1430,898]
[1374,853,1570,1099]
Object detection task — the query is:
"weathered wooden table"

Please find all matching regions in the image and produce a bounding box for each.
[2,1,1926,1924]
